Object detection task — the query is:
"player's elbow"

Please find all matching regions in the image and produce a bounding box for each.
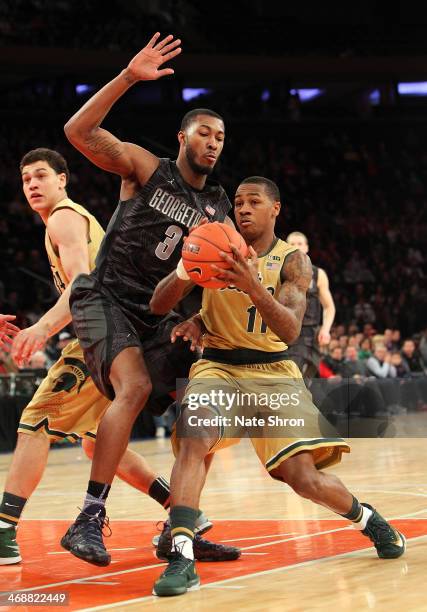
[64,118,89,145]
[64,121,80,144]
[281,323,301,346]
[283,331,299,346]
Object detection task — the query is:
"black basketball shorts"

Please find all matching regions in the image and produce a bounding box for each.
[70,274,196,402]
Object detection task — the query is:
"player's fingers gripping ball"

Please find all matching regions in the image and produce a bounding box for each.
[182,222,248,288]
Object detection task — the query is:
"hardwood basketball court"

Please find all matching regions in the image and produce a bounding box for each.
[1,436,426,611]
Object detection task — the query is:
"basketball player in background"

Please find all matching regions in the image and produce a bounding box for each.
[0,148,175,565]
[61,33,235,565]
[285,231,335,382]
[150,176,405,597]
[0,315,19,348]
[0,148,237,566]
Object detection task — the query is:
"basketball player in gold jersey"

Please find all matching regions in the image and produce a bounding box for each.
[0,148,234,566]
[150,176,405,597]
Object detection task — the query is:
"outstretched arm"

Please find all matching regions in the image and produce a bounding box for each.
[212,247,312,345]
[317,267,335,346]
[12,209,91,366]
[64,33,182,183]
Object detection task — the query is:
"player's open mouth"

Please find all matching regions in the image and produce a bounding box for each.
[30,194,43,201]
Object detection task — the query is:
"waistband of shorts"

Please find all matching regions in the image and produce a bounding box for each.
[202,348,289,365]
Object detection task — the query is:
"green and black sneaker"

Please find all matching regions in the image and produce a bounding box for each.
[155,521,241,562]
[153,550,200,597]
[361,503,406,559]
[0,525,21,565]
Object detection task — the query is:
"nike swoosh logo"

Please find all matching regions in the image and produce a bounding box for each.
[5,503,19,508]
[187,266,202,277]
[6,545,19,551]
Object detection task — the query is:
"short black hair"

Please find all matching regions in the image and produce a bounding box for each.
[239,176,280,202]
[180,108,224,132]
[20,148,70,183]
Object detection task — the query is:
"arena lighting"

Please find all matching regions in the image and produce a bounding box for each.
[398,82,427,95]
[369,89,380,105]
[182,87,212,101]
[290,88,323,102]
[75,84,94,95]
[261,89,270,101]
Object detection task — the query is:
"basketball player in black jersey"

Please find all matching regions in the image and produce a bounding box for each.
[285,231,336,382]
[60,33,236,565]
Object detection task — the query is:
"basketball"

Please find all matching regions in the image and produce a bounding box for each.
[182,222,248,288]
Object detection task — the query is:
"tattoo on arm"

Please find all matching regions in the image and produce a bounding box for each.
[123,73,136,85]
[83,133,123,160]
[280,250,313,324]
[248,250,312,345]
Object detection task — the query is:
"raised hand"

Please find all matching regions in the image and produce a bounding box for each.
[126,33,182,82]
[0,314,20,350]
[211,245,259,293]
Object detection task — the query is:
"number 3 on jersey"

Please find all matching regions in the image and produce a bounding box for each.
[155,225,183,260]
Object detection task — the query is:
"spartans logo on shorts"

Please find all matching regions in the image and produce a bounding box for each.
[52,357,89,394]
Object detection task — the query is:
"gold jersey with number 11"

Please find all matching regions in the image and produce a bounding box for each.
[201,238,298,353]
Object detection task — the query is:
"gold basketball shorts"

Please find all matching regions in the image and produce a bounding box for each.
[172,358,350,475]
[17,339,110,442]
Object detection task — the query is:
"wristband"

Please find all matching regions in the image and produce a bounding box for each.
[176,258,190,280]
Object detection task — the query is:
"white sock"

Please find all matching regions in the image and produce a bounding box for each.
[352,504,373,530]
[172,534,194,560]
[0,519,14,528]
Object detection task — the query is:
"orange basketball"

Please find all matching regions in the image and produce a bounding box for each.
[182,222,248,288]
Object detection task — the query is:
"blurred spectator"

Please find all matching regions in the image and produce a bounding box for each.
[420,330,427,365]
[390,352,410,378]
[358,338,373,360]
[383,328,394,351]
[363,324,376,338]
[57,331,73,352]
[389,329,401,351]
[342,346,367,378]
[319,346,344,379]
[27,350,47,370]
[338,335,349,349]
[400,339,425,374]
[354,297,376,326]
[366,345,396,378]
[348,335,361,349]
[372,334,385,348]
[45,337,60,367]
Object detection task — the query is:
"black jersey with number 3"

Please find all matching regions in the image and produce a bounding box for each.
[93,158,231,324]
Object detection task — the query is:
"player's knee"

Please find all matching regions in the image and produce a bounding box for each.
[16,431,49,448]
[285,471,322,501]
[179,436,211,460]
[116,378,152,412]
